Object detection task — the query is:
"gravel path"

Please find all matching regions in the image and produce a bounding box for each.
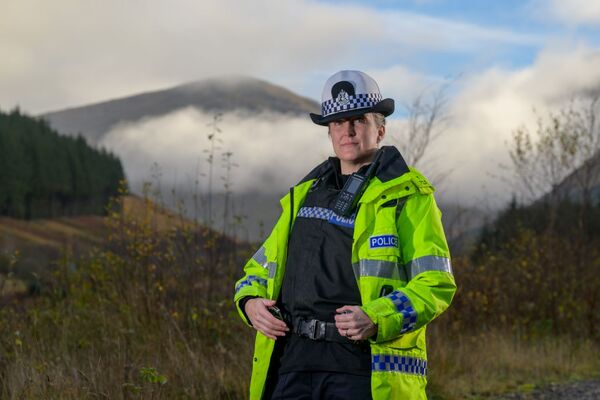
[497,379,600,400]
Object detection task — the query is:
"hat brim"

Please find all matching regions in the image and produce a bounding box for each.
[310,98,395,126]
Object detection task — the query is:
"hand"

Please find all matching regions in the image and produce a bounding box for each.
[244,298,289,340]
[334,305,377,341]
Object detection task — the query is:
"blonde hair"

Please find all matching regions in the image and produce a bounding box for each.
[372,112,386,128]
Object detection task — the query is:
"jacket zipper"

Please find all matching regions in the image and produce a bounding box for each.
[289,186,294,234]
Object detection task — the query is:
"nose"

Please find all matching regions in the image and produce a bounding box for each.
[343,121,356,136]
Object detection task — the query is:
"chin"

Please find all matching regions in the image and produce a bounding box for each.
[338,152,358,162]
[336,147,357,158]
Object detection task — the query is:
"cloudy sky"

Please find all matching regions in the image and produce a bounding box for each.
[2,0,600,213]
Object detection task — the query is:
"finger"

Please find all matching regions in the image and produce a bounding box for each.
[348,333,364,341]
[348,328,369,341]
[254,303,288,328]
[335,312,361,327]
[335,319,357,329]
[335,305,354,314]
[334,312,355,324]
[258,330,277,340]
[248,298,276,320]
[253,317,280,339]
[258,310,289,331]
[255,320,287,338]
[336,324,354,336]
[263,322,289,336]
[344,328,362,341]
[335,306,359,321]
[260,327,286,339]
[258,309,290,330]
[256,315,288,334]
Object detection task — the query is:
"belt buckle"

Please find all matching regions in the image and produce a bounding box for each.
[315,321,326,340]
[305,319,317,340]
[299,319,326,341]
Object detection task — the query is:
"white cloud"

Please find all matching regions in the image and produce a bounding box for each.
[0,0,544,114]
[428,45,600,204]
[89,44,600,218]
[536,0,600,26]
[380,11,544,53]
[368,65,433,106]
[99,107,331,194]
[5,0,599,212]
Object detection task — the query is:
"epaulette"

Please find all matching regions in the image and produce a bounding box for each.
[409,169,435,195]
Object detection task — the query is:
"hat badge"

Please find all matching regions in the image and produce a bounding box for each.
[335,89,350,106]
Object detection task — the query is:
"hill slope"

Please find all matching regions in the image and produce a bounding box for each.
[0,194,244,298]
[40,76,320,145]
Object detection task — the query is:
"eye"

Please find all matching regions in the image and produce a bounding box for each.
[354,117,367,124]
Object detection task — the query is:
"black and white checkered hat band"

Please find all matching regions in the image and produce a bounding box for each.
[321,93,383,117]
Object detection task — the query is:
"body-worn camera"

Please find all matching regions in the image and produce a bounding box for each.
[333,149,384,217]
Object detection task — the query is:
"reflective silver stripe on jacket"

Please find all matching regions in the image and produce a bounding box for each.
[252,246,277,279]
[405,255,452,280]
[352,259,408,281]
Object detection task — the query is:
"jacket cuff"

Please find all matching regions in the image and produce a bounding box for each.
[238,296,259,326]
[234,284,267,327]
[362,297,403,343]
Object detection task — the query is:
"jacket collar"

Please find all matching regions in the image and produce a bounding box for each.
[374,146,410,182]
[298,145,409,185]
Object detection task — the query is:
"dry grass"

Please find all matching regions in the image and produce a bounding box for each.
[120,195,195,233]
[427,329,600,399]
[1,191,599,399]
[0,195,176,256]
[2,303,598,399]
[1,190,254,399]
[0,277,27,297]
[0,305,255,399]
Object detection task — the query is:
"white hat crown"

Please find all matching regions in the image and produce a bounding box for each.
[320,70,383,117]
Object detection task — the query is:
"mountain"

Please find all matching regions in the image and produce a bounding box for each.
[552,150,600,203]
[40,76,320,145]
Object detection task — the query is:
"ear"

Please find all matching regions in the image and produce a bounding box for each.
[376,125,386,143]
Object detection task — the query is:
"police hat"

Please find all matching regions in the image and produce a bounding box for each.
[310,70,395,126]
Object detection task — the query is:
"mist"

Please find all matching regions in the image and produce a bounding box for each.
[93,44,600,239]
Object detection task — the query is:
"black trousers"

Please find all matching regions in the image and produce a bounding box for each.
[264,371,372,400]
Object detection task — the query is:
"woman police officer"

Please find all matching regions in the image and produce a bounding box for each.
[234,70,456,399]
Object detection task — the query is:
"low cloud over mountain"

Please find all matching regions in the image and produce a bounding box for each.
[41,77,330,238]
[39,51,600,239]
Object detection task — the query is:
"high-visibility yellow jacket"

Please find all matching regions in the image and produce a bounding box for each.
[234,149,456,399]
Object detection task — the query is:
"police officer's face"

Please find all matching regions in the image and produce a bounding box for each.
[328,113,384,172]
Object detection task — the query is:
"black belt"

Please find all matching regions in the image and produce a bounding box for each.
[293,318,363,345]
